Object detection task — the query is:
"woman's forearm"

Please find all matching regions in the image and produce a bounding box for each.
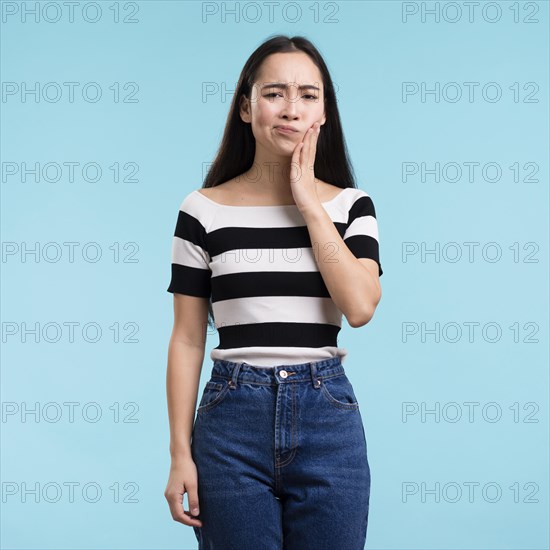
[166,339,204,462]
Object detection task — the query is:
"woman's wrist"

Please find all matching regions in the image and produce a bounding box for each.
[170,443,193,463]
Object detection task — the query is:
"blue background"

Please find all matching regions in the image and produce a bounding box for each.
[1,1,548,549]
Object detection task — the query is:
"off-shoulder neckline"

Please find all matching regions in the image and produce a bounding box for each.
[193,188,350,208]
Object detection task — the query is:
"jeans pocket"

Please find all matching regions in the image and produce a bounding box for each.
[197,379,231,414]
[320,374,360,410]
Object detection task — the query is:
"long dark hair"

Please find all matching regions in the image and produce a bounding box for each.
[203,34,360,330]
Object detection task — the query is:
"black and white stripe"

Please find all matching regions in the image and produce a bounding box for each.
[167,188,382,367]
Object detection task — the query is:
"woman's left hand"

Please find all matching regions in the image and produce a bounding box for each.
[289,121,322,213]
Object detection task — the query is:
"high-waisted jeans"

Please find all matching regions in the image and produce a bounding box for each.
[190,356,371,550]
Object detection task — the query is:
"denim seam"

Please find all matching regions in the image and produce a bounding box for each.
[196,381,231,413]
[320,382,360,410]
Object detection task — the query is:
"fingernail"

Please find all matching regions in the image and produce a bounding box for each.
[192,508,199,515]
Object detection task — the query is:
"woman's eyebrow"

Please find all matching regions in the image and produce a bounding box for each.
[261,82,320,92]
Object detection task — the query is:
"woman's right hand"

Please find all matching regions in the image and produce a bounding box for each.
[164,458,203,528]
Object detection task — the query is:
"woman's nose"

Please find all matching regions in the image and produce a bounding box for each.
[280,101,299,118]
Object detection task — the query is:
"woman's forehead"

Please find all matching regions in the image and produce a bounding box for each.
[256,52,322,84]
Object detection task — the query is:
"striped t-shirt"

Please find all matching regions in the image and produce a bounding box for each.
[167,187,383,368]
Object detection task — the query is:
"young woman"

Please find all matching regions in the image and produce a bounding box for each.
[164,35,383,550]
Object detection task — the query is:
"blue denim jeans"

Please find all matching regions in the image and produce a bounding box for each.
[191,356,371,550]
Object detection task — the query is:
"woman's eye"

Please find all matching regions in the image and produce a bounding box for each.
[264,93,319,100]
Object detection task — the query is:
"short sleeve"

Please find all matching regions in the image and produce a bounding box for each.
[167,196,212,298]
[343,191,383,277]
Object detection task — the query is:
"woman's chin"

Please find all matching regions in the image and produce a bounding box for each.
[270,142,298,156]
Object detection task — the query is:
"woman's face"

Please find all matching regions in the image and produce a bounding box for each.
[240,52,327,156]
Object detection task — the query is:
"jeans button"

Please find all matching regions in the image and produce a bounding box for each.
[279,370,288,379]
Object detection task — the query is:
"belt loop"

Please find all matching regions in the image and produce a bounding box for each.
[229,361,243,389]
[309,361,321,389]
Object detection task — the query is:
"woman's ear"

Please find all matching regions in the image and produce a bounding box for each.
[239,94,251,123]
